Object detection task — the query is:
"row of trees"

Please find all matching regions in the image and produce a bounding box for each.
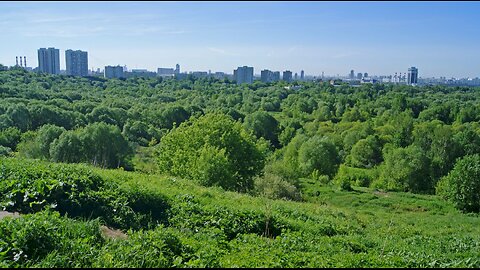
[1,67,479,212]
[17,123,132,169]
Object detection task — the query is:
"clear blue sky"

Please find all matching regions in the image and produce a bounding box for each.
[1,1,479,78]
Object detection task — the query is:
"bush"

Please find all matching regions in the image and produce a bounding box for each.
[0,158,168,230]
[0,127,21,150]
[0,145,11,156]
[167,194,288,240]
[0,211,103,268]
[436,154,480,213]
[334,165,378,189]
[253,173,302,201]
[95,226,184,268]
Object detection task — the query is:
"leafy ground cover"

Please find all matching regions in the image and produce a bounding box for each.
[1,157,479,267]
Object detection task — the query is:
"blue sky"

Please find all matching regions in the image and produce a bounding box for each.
[0,1,479,78]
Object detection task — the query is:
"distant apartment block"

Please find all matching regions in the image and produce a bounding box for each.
[301,70,305,80]
[213,72,227,80]
[191,71,209,78]
[261,69,280,83]
[273,71,280,82]
[38,47,60,75]
[104,65,125,79]
[234,66,254,84]
[65,49,88,77]
[126,69,156,78]
[158,68,175,77]
[283,70,293,82]
[408,67,418,85]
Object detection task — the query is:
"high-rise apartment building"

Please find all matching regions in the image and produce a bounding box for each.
[234,66,254,84]
[408,67,418,85]
[157,68,175,76]
[357,73,362,80]
[350,70,355,79]
[38,47,60,74]
[301,70,305,80]
[283,70,293,82]
[65,49,88,77]
[273,71,280,82]
[174,64,180,74]
[261,69,272,83]
[104,65,125,79]
[261,69,281,83]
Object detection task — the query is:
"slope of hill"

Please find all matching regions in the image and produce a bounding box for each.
[0,157,478,268]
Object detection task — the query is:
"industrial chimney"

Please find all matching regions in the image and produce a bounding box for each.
[19,56,23,67]
[16,56,18,66]
[24,56,26,67]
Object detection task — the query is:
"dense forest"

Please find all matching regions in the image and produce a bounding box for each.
[0,67,479,267]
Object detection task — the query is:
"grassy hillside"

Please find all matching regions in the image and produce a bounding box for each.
[1,157,478,267]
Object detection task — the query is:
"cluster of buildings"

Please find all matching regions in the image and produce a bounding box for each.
[346,67,418,85]
[6,47,480,87]
[234,66,305,84]
[36,47,88,77]
[9,47,308,85]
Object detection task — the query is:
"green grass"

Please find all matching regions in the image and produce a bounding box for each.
[1,157,479,267]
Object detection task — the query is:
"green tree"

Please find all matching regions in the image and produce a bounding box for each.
[298,135,341,179]
[277,134,308,180]
[243,111,280,148]
[347,135,383,168]
[50,131,84,163]
[6,104,31,132]
[0,127,21,150]
[391,110,414,148]
[413,121,462,180]
[453,125,480,156]
[36,124,66,159]
[436,154,480,213]
[79,122,133,168]
[156,113,265,192]
[377,145,431,193]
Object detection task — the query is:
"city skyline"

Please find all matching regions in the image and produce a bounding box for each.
[1,2,479,78]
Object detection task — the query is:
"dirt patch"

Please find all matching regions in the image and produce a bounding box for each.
[374,190,389,197]
[100,225,128,240]
[0,211,20,220]
[1,211,128,240]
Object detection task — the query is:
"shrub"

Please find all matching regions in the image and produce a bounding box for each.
[95,226,184,268]
[253,173,302,201]
[0,146,11,156]
[436,154,480,213]
[167,194,288,240]
[334,165,378,189]
[0,211,103,268]
[0,158,169,230]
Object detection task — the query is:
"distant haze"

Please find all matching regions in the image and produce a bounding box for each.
[0,1,479,78]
